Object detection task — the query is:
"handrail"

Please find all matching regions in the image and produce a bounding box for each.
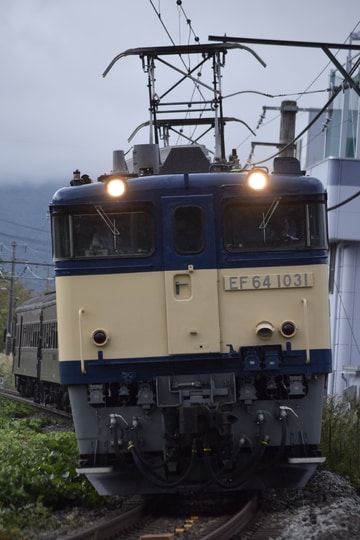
[78,308,86,374]
[301,298,310,364]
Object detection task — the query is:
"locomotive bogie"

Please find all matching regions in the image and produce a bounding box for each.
[71,374,327,493]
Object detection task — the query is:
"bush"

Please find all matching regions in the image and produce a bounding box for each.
[0,431,99,509]
[321,395,360,493]
[0,397,104,537]
[0,354,14,387]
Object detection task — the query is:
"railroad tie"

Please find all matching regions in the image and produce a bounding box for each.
[139,534,174,540]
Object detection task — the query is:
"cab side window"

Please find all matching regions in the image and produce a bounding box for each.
[52,214,71,259]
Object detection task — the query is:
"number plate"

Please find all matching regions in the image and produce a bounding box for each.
[224,272,314,291]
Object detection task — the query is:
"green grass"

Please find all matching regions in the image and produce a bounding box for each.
[0,397,105,539]
[321,395,360,493]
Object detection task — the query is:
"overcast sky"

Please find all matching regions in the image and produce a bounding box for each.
[1,0,360,184]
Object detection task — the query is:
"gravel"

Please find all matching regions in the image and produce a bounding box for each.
[261,470,360,539]
[32,470,360,539]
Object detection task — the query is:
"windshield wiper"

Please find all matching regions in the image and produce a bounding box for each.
[95,205,120,235]
[259,197,281,229]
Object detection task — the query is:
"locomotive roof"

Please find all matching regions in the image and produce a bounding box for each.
[51,170,325,207]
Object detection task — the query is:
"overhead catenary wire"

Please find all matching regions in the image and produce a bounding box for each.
[236,20,360,165]
[296,19,360,103]
[147,0,177,47]
[249,53,360,168]
[328,189,360,212]
[176,0,200,44]
[147,0,224,147]
[148,4,360,169]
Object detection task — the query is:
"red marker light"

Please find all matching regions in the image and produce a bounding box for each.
[280,321,296,338]
[92,329,109,346]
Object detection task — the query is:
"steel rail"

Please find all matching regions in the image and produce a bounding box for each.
[199,496,259,540]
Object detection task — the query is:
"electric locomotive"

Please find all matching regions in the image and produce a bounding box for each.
[50,44,331,495]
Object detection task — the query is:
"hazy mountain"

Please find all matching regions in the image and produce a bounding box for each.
[0,179,66,293]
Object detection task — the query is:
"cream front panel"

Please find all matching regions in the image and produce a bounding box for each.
[164,268,220,354]
[218,264,331,352]
[56,272,168,361]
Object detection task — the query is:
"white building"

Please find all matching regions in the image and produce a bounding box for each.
[305,38,360,396]
[309,158,360,396]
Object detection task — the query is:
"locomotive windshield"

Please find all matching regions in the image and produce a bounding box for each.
[52,206,155,259]
[223,201,327,252]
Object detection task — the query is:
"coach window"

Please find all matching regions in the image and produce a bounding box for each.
[173,206,204,254]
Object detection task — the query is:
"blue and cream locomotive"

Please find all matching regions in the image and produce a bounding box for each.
[50,44,331,494]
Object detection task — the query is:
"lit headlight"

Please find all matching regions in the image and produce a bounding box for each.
[105,176,127,197]
[246,168,269,190]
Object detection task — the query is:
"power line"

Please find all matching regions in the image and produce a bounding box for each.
[148,0,177,46]
[328,190,360,212]
[0,217,50,234]
[176,0,200,44]
[0,232,50,248]
[1,260,53,267]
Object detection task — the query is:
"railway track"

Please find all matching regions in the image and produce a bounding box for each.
[0,386,72,420]
[57,493,260,540]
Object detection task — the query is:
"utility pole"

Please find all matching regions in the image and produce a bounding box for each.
[247,100,300,164]
[1,244,54,355]
[278,100,298,157]
[5,242,16,356]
